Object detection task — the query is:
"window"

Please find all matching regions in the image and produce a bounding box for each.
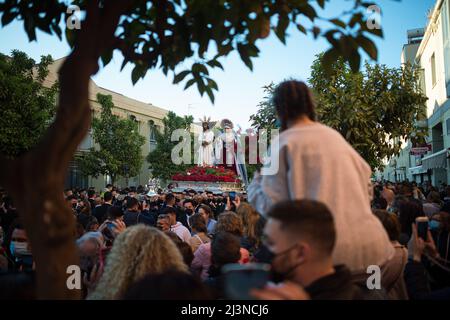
[149,120,156,143]
[431,53,437,87]
[129,115,139,132]
[447,118,450,135]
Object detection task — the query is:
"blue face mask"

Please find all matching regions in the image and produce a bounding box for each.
[274,119,281,129]
[429,220,440,230]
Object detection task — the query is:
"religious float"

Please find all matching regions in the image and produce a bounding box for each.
[171,165,244,192]
[169,117,249,193]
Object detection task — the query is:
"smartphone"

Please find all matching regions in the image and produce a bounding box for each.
[222,263,271,300]
[416,216,429,241]
[229,191,236,202]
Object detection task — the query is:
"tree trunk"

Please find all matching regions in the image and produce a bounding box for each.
[0,1,129,299]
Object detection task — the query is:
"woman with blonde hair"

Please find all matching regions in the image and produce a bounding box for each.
[88,225,188,300]
[236,202,264,254]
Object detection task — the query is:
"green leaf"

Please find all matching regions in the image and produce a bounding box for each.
[356,35,378,60]
[321,48,339,75]
[297,24,307,35]
[197,78,206,96]
[348,48,361,72]
[192,63,209,75]
[205,87,215,104]
[131,65,146,85]
[173,70,191,84]
[1,11,17,27]
[299,4,317,22]
[207,59,223,70]
[238,43,253,70]
[330,19,346,29]
[65,28,77,48]
[275,14,289,44]
[207,78,218,91]
[184,78,196,90]
[101,51,113,67]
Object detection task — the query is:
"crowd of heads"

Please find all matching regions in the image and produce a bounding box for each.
[1,178,450,300]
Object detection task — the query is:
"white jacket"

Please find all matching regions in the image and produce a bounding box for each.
[248,123,394,272]
[170,222,191,243]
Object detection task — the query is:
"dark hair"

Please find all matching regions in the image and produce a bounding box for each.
[87,189,96,198]
[163,206,177,216]
[183,199,197,207]
[400,182,413,196]
[122,270,211,300]
[165,231,182,244]
[198,204,212,218]
[177,241,194,267]
[372,197,388,210]
[127,197,139,209]
[165,193,175,203]
[267,199,336,256]
[107,206,124,220]
[66,195,77,202]
[215,211,243,237]
[395,197,424,237]
[106,184,113,189]
[272,80,316,130]
[373,209,401,241]
[189,214,207,234]
[211,232,241,267]
[103,191,113,202]
[427,191,441,204]
[165,232,194,267]
[85,218,99,231]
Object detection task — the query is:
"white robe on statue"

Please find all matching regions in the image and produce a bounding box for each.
[197,130,215,166]
[247,122,394,273]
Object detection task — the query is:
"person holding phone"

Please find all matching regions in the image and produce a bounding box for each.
[251,200,383,300]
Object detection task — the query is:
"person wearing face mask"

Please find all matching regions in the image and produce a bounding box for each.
[251,200,384,300]
[0,226,8,271]
[248,81,394,276]
[7,223,33,271]
[183,199,196,229]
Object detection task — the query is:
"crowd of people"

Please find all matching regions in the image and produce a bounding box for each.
[0,80,449,300]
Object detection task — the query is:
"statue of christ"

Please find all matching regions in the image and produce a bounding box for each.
[197,116,215,167]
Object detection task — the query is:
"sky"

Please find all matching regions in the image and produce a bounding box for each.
[0,0,437,129]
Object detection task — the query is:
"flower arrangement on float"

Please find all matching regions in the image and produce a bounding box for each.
[172,165,241,183]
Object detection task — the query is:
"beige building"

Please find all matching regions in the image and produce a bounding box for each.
[43,58,169,190]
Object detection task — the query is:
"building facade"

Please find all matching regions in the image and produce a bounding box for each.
[381,0,450,186]
[42,58,169,190]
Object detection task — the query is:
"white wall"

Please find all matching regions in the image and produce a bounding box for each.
[419,13,447,118]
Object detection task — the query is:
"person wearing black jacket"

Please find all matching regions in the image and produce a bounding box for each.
[93,191,113,224]
[250,200,384,300]
[123,197,155,227]
[404,222,450,300]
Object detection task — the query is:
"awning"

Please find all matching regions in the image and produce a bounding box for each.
[421,149,449,170]
[409,165,427,175]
